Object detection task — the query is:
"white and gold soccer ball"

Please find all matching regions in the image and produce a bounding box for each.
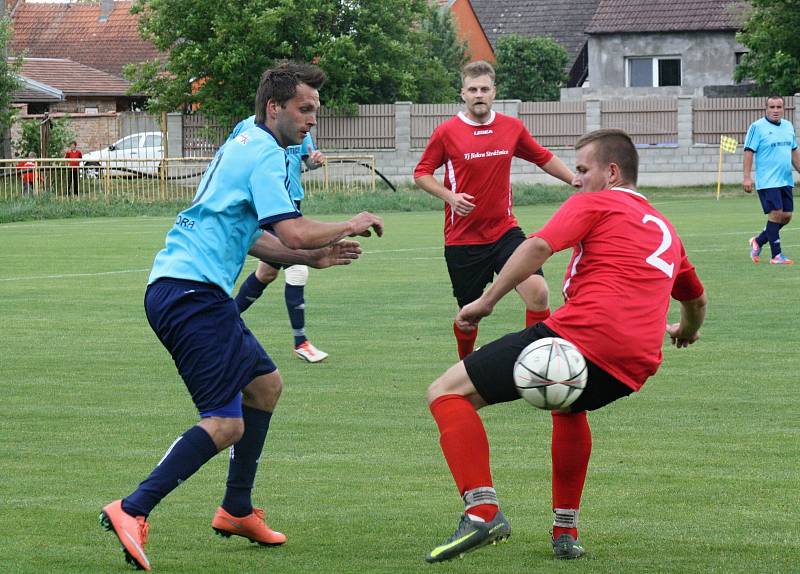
[513,337,588,410]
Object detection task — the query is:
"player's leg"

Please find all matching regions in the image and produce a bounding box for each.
[285,264,328,362]
[101,280,248,570]
[445,245,494,359]
[234,261,279,313]
[768,187,794,263]
[494,227,551,327]
[425,326,554,562]
[213,370,287,545]
[548,360,633,559]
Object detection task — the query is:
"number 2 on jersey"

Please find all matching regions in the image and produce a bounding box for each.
[642,214,674,277]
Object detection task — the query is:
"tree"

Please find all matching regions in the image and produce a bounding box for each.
[734,0,800,95]
[13,116,76,158]
[494,34,568,102]
[415,6,468,103]
[0,16,22,157]
[125,0,463,122]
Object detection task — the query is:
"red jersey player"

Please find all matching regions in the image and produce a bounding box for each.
[424,129,707,563]
[414,60,573,360]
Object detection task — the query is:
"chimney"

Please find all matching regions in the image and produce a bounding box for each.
[98,0,114,22]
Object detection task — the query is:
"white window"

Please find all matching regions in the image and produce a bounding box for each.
[626,57,681,87]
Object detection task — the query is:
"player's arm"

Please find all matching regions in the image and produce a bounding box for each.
[539,155,575,186]
[743,149,755,193]
[456,236,553,330]
[666,292,707,348]
[271,212,383,250]
[414,175,476,217]
[791,147,800,174]
[249,232,362,269]
[304,150,325,170]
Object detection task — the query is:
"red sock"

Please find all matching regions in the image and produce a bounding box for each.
[525,307,550,328]
[429,394,496,521]
[453,322,478,360]
[551,411,591,540]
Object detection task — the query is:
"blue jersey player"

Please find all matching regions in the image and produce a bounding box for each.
[232,116,331,362]
[100,62,383,572]
[744,95,800,265]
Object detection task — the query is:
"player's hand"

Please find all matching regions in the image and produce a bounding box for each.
[450,193,476,217]
[455,298,494,332]
[666,323,700,348]
[743,176,754,194]
[306,150,326,170]
[308,240,362,268]
[348,211,384,238]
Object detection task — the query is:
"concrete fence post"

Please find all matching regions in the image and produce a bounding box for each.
[395,101,411,153]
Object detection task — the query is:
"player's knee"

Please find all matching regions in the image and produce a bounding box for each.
[255,262,279,284]
[427,363,473,404]
[243,374,283,411]
[782,213,792,225]
[284,265,309,286]
[202,417,245,449]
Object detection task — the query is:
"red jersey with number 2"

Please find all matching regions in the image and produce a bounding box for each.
[533,187,704,391]
[414,111,553,246]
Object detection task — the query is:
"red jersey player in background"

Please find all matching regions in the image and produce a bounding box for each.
[424,129,707,563]
[414,60,573,360]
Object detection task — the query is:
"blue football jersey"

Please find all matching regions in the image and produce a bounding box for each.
[744,117,797,189]
[230,115,312,202]
[148,124,300,294]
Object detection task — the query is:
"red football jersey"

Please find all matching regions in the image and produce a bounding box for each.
[414,111,553,246]
[533,187,704,391]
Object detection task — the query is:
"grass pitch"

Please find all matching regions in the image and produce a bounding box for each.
[0,194,798,573]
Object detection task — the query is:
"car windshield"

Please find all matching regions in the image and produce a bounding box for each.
[115,136,140,151]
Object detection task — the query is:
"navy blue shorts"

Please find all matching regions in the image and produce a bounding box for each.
[444,227,543,308]
[144,278,277,417]
[757,186,794,214]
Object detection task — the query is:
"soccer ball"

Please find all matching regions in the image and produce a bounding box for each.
[513,337,588,410]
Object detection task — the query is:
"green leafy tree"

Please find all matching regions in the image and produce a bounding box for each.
[13,116,76,158]
[125,0,462,122]
[494,34,568,101]
[415,6,468,103]
[0,17,23,157]
[734,0,800,95]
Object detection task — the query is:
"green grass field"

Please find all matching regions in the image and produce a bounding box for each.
[1,194,798,573]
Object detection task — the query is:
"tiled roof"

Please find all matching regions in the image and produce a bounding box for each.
[586,0,749,34]
[470,0,602,63]
[10,1,163,77]
[12,57,133,96]
[13,76,64,103]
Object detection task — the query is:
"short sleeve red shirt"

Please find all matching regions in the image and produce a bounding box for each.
[65,149,82,167]
[414,111,553,246]
[533,187,704,391]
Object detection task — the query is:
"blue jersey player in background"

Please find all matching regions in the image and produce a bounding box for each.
[743,95,800,265]
[231,116,331,363]
[100,62,383,571]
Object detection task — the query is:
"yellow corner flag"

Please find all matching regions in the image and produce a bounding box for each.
[716,135,738,199]
[720,135,738,153]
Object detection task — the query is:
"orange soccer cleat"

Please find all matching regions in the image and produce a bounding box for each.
[211,506,287,546]
[99,499,151,571]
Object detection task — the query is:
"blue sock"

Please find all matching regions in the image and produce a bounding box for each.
[221,406,272,517]
[285,284,306,346]
[765,220,782,257]
[235,273,267,313]
[123,425,218,517]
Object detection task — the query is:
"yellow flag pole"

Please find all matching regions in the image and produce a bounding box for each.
[715,142,724,200]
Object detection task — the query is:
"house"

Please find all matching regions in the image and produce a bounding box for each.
[468,0,601,86]
[438,0,494,62]
[10,0,163,78]
[564,0,751,99]
[11,57,141,115]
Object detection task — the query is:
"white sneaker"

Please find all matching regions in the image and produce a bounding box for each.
[294,341,329,363]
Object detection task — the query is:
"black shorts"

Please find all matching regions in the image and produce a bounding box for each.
[464,323,633,412]
[444,227,543,308]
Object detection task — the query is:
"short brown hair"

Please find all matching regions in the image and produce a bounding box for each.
[461,60,495,85]
[766,94,785,106]
[254,61,326,124]
[575,129,639,184]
